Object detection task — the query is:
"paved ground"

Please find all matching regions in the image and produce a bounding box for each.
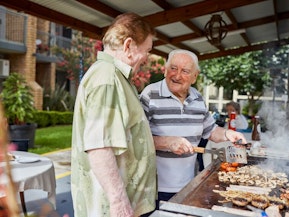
[23,148,73,217]
[42,148,72,179]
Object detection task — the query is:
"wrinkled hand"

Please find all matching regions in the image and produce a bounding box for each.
[110,198,134,217]
[168,137,194,155]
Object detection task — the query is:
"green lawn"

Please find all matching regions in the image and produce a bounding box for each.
[30,125,72,155]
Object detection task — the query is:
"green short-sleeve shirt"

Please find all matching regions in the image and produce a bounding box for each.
[71,52,156,217]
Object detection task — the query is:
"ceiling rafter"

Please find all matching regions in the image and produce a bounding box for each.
[151,0,224,49]
[139,0,282,58]
[151,0,204,36]
[181,20,203,37]
[150,0,172,10]
[0,0,288,61]
[199,38,289,60]
[75,0,121,18]
[225,10,238,29]
[154,11,289,50]
[225,10,250,46]
[175,43,196,52]
[240,33,251,45]
[143,0,267,27]
[151,48,167,58]
[0,0,103,39]
[75,0,182,53]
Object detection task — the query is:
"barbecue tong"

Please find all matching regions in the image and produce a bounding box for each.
[193,141,248,164]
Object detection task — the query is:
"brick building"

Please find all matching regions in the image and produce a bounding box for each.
[0,6,69,110]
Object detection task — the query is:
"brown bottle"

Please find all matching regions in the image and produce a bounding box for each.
[251,116,260,141]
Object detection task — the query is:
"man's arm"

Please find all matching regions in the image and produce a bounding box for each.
[153,136,194,155]
[209,126,247,144]
[87,148,133,217]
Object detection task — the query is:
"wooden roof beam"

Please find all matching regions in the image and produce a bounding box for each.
[152,0,224,49]
[0,0,103,39]
[151,48,168,58]
[144,0,266,27]
[76,0,121,18]
[225,9,250,46]
[153,0,199,38]
[167,11,289,46]
[199,38,289,60]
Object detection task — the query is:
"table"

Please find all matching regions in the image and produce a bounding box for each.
[0,151,56,214]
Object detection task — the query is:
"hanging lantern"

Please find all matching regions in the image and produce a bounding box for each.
[204,14,228,46]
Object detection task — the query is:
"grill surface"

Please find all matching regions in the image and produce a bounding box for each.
[162,156,289,216]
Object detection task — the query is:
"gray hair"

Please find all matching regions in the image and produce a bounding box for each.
[165,49,200,72]
[102,13,155,51]
[226,101,241,114]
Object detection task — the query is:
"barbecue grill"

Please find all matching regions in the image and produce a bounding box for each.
[149,156,289,216]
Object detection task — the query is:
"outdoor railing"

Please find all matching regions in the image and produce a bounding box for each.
[36,31,72,56]
[0,6,27,45]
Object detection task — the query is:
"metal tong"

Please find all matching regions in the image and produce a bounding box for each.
[234,139,252,150]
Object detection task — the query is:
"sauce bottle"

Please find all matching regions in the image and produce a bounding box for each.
[251,116,260,141]
[228,112,236,131]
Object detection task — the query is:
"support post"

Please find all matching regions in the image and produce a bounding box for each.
[287,55,289,120]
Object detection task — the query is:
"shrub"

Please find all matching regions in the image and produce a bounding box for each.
[0,73,35,125]
[43,84,75,111]
[33,111,73,128]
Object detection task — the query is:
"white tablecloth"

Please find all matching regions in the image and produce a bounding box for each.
[1,151,56,208]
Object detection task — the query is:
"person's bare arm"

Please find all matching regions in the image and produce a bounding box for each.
[153,136,194,155]
[87,148,134,217]
[209,127,247,144]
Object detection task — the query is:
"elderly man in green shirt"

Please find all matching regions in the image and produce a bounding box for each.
[71,13,157,217]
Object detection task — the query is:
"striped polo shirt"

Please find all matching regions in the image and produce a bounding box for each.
[140,79,217,192]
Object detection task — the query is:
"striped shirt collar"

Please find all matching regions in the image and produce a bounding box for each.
[159,79,199,101]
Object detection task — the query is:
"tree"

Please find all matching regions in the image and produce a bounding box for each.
[200,45,289,115]
[261,45,289,99]
[53,31,103,89]
[53,31,165,94]
[125,54,165,93]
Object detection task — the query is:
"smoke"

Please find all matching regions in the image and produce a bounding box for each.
[255,101,289,173]
[258,101,289,146]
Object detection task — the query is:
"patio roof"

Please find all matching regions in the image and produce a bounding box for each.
[1,0,289,60]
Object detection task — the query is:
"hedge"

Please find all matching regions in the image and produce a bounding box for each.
[32,111,73,128]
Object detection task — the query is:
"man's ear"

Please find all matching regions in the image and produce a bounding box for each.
[164,69,168,77]
[191,70,200,84]
[123,37,133,58]
[193,70,200,79]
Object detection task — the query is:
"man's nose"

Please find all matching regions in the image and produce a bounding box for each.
[175,69,183,78]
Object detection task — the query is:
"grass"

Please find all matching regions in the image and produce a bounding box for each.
[29,125,72,155]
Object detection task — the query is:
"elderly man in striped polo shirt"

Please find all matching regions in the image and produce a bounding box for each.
[140,49,247,209]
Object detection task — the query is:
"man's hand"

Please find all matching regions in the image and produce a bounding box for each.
[110,199,134,217]
[225,129,247,144]
[154,136,194,155]
[88,148,134,217]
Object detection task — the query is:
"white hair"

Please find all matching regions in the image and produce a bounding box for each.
[165,49,200,72]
